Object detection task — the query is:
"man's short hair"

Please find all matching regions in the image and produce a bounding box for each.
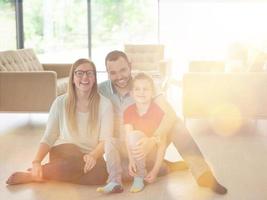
[105,50,130,67]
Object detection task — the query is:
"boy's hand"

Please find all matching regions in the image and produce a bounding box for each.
[128,160,137,177]
[144,170,158,183]
[132,137,156,160]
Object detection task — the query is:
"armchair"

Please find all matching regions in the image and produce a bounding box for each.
[124,44,170,90]
[189,61,225,72]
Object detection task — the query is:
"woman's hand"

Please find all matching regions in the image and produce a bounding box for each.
[31,161,43,181]
[83,154,96,173]
[128,160,137,177]
[144,169,158,183]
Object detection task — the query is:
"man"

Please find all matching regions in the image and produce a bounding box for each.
[98,50,227,195]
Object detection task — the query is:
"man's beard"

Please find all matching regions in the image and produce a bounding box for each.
[113,77,131,89]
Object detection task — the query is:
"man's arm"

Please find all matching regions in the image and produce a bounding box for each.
[153,95,177,139]
[132,96,177,159]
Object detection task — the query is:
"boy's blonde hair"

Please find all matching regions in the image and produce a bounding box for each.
[132,72,156,95]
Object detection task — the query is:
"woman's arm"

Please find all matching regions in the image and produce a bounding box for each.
[31,97,61,179]
[83,141,105,173]
[32,143,51,163]
[84,97,114,173]
[31,143,51,180]
[89,141,104,159]
[40,97,61,147]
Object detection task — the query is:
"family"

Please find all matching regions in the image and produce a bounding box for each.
[6,50,227,195]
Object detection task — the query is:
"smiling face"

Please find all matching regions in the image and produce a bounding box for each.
[132,79,154,105]
[73,62,96,94]
[106,56,131,90]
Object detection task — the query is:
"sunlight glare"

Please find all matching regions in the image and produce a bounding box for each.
[209,103,243,137]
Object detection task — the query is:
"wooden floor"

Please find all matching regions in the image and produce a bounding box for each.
[1,116,267,200]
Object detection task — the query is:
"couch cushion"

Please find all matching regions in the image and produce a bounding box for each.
[17,48,43,71]
[57,77,68,96]
[0,50,28,71]
[183,72,267,118]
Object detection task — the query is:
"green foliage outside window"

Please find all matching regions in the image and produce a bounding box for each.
[1,0,156,54]
[0,0,16,50]
[91,0,156,46]
[0,0,12,6]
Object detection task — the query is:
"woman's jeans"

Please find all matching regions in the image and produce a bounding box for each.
[42,143,108,185]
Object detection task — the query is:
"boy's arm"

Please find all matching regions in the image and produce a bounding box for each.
[125,124,137,176]
[125,124,135,162]
[145,135,167,183]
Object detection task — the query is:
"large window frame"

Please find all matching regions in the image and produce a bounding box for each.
[14,0,93,57]
[14,0,160,57]
[13,0,160,60]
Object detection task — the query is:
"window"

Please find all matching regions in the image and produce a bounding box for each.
[23,0,88,63]
[0,0,16,50]
[160,1,267,76]
[91,0,158,71]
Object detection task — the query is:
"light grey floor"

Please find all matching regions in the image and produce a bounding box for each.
[1,116,267,200]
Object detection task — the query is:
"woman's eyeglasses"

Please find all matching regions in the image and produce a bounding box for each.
[74,70,95,78]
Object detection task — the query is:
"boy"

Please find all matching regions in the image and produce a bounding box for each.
[124,73,167,192]
[97,73,168,193]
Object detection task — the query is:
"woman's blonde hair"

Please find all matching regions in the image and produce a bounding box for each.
[65,58,100,135]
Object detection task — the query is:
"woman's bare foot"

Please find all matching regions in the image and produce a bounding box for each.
[6,172,43,185]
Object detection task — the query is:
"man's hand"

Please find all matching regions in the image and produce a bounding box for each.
[144,170,158,183]
[83,154,96,173]
[131,137,156,161]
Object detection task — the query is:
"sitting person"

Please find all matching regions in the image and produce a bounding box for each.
[6,58,113,185]
[97,73,168,193]
[97,50,227,195]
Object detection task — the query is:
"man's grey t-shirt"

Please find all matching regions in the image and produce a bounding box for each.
[98,80,134,139]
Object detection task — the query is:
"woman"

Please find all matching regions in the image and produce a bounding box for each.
[6,58,113,185]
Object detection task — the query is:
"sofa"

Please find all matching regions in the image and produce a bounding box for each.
[182,72,267,136]
[182,72,267,119]
[0,48,72,112]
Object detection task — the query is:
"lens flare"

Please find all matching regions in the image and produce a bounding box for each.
[209,103,243,137]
